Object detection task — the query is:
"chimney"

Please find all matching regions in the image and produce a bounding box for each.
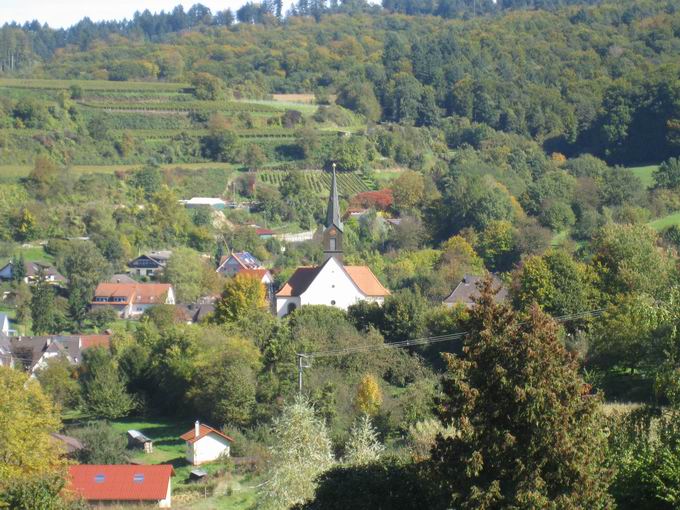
[195,420,200,437]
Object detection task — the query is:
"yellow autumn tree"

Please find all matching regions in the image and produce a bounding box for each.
[0,367,65,489]
[354,374,383,416]
[214,273,266,323]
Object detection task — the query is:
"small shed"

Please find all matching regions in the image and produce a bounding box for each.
[189,468,208,482]
[127,429,154,453]
[180,421,234,466]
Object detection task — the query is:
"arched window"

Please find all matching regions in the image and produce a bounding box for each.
[287,302,297,315]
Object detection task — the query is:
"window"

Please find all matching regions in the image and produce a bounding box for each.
[287,303,297,315]
[95,474,105,483]
[329,237,336,251]
[331,300,336,305]
[133,473,145,483]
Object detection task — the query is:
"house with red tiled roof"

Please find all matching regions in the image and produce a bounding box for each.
[91,283,175,319]
[180,421,234,466]
[275,166,389,317]
[67,464,174,508]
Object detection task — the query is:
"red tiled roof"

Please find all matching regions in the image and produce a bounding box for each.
[80,334,111,350]
[67,465,174,501]
[256,228,274,235]
[344,266,390,297]
[180,424,234,444]
[92,283,172,305]
[239,268,270,280]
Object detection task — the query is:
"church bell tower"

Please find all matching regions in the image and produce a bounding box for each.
[323,164,343,262]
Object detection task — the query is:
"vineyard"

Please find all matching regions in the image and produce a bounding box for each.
[258,170,372,196]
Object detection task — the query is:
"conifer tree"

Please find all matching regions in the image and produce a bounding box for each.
[430,277,613,509]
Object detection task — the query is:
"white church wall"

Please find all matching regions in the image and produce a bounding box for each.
[300,257,365,311]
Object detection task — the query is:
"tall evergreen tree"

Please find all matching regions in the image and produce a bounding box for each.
[429,277,613,509]
[30,268,58,335]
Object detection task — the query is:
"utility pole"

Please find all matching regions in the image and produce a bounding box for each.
[296,354,310,393]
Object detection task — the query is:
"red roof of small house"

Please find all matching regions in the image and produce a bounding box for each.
[80,334,111,350]
[92,283,172,305]
[256,228,274,235]
[67,465,174,502]
[240,268,270,281]
[180,423,234,444]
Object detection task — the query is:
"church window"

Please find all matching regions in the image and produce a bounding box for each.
[331,300,336,305]
[330,238,336,251]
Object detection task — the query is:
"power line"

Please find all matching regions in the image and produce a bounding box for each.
[296,308,606,391]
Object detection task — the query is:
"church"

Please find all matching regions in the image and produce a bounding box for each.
[275,167,390,317]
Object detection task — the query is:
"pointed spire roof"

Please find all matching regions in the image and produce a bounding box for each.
[325,164,343,232]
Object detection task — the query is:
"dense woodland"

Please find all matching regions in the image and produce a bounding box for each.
[1,0,680,509]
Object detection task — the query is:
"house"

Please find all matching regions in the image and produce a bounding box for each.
[176,303,215,324]
[0,260,66,285]
[442,274,509,309]
[67,465,174,508]
[275,167,390,317]
[127,430,153,453]
[127,251,172,278]
[51,433,84,458]
[180,197,226,209]
[216,251,265,277]
[0,313,11,336]
[255,227,274,239]
[180,421,233,466]
[91,283,175,319]
[9,333,111,375]
[107,273,138,284]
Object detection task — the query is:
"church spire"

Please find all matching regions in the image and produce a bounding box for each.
[326,163,343,232]
[323,163,343,262]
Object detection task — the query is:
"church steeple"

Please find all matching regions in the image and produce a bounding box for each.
[323,163,343,262]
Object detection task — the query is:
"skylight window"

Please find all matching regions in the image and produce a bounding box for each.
[95,474,105,483]
[133,473,145,483]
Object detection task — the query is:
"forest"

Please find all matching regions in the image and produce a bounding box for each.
[1,0,680,509]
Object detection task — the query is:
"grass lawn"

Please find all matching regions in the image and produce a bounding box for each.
[629,165,657,189]
[102,416,259,509]
[649,211,680,231]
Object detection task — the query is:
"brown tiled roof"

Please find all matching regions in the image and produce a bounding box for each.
[344,266,390,297]
[180,423,234,444]
[92,283,172,305]
[276,266,321,297]
[443,274,508,306]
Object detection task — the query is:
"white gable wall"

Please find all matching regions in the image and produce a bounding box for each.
[186,433,231,465]
[300,257,365,311]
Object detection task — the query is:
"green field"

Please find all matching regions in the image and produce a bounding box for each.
[649,211,680,231]
[103,417,259,510]
[629,165,657,188]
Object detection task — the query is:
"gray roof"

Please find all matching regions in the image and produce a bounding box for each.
[108,273,137,284]
[325,166,343,232]
[443,274,508,307]
[127,430,152,443]
[9,335,81,371]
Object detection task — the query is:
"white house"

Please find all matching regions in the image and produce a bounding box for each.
[0,260,66,285]
[91,283,175,318]
[275,166,389,317]
[68,464,174,508]
[127,251,172,278]
[180,421,233,466]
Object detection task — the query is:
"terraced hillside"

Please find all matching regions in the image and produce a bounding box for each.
[0,78,360,168]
